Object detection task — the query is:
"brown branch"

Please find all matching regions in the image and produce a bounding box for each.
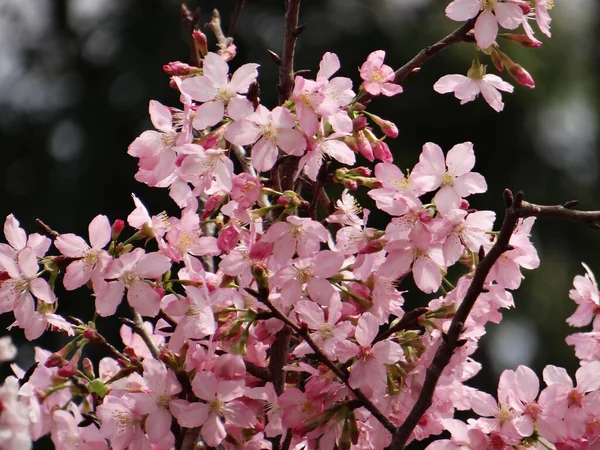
[372,307,428,345]
[246,287,397,434]
[227,0,247,37]
[205,9,232,54]
[123,308,161,359]
[393,17,476,85]
[181,4,202,68]
[278,0,302,105]
[387,191,600,448]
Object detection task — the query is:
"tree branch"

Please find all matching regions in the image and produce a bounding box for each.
[387,191,600,449]
[278,0,303,105]
[123,308,161,360]
[393,17,476,85]
[227,0,247,37]
[205,9,232,54]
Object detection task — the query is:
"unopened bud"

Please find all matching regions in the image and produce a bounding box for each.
[192,30,208,56]
[57,362,76,378]
[202,193,226,220]
[490,48,504,72]
[518,4,531,14]
[367,113,398,138]
[343,179,359,190]
[355,131,374,162]
[496,50,535,88]
[373,140,393,163]
[217,226,239,254]
[162,61,197,76]
[352,115,368,131]
[222,42,237,62]
[251,263,269,288]
[45,353,65,368]
[197,125,226,148]
[500,33,542,48]
[249,241,273,260]
[348,166,372,177]
[82,358,95,379]
[111,219,125,240]
[358,239,386,254]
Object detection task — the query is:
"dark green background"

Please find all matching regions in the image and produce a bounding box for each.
[0,0,597,448]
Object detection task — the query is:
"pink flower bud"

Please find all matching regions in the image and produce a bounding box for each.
[419,209,434,223]
[518,4,531,14]
[57,362,76,378]
[82,358,95,379]
[111,219,125,240]
[368,113,399,138]
[508,64,535,88]
[192,30,208,56]
[162,61,196,76]
[217,226,239,254]
[460,199,470,209]
[343,179,359,190]
[358,239,386,254]
[352,115,368,131]
[500,33,542,48]
[45,353,64,368]
[348,166,372,177]
[355,131,374,162]
[222,42,237,62]
[202,193,226,220]
[373,141,393,163]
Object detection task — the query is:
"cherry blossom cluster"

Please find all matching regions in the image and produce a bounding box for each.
[3,2,596,450]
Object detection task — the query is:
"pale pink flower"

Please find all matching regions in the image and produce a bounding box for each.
[277,386,323,429]
[468,389,520,439]
[0,336,16,363]
[359,50,403,97]
[424,418,488,450]
[434,63,514,112]
[0,376,32,450]
[179,52,258,130]
[170,372,255,447]
[566,263,600,329]
[326,189,363,228]
[566,331,600,363]
[291,52,354,137]
[445,0,525,49]
[261,216,329,264]
[411,141,487,215]
[98,248,170,317]
[368,162,422,216]
[51,408,108,450]
[225,105,306,172]
[128,100,181,187]
[0,214,50,259]
[55,214,112,291]
[97,395,151,450]
[177,144,234,195]
[120,322,165,360]
[336,312,404,395]
[129,360,181,444]
[294,295,353,358]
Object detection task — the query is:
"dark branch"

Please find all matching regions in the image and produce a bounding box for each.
[277,0,302,105]
[227,0,247,37]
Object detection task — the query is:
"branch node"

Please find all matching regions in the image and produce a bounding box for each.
[267,49,282,65]
[503,189,513,208]
[563,199,579,209]
[514,190,525,208]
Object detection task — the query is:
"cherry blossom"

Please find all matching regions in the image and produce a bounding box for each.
[359,50,403,97]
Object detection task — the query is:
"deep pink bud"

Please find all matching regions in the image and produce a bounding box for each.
[358,239,386,254]
[57,362,76,378]
[500,33,542,48]
[163,61,196,76]
[192,30,208,56]
[111,219,125,240]
[373,141,393,163]
[348,166,371,177]
[419,209,434,223]
[460,199,470,210]
[198,125,226,148]
[217,226,239,254]
[352,115,368,131]
[368,113,398,138]
[45,353,64,368]
[343,179,359,190]
[355,131,374,162]
[508,64,535,88]
[202,193,226,220]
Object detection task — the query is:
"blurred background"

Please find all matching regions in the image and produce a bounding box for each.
[0,0,598,447]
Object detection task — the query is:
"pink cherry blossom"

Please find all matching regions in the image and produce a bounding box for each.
[97,395,151,450]
[97,248,170,317]
[179,52,259,130]
[445,0,525,49]
[412,142,487,215]
[359,50,403,97]
[261,216,329,264]
[336,312,404,395]
[55,214,112,291]
[566,263,600,329]
[434,63,514,112]
[225,105,306,172]
[0,214,51,259]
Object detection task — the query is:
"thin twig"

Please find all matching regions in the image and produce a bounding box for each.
[181,4,202,68]
[227,0,247,37]
[205,9,232,54]
[372,307,428,345]
[393,18,476,85]
[124,308,161,360]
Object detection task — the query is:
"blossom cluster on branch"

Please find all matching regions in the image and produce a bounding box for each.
[3,1,599,450]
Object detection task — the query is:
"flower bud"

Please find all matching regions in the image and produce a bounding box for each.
[202,193,226,220]
[111,219,125,241]
[496,51,535,88]
[517,4,531,14]
[352,115,368,131]
[217,226,239,254]
[355,130,374,162]
[500,33,542,48]
[192,30,209,56]
[82,358,95,379]
[251,263,269,288]
[367,113,399,138]
[249,241,273,260]
[347,166,372,177]
[373,140,393,163]
[162,61,197,76]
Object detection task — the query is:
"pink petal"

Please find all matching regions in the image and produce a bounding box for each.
[227,97,254,121]
[149,100,173,133]
[4,214,26,250]
[380,82,403,97]
[135,252,171,278]
[192,372,218,401]
[317,52,340,81]
[18,247,39,278]
[445,0,481,21]
[482,74,514,93]
[434,185,462,215]
[434,74,469,94]
[225,120,261,146]
[493,2,524,30]
[180,75,218,103]
[413,254,442,294]
[193,100,225,130]
[251,136,278,172]
[89,215,112,249]
[320,139,355,165]
[145,408,171,443]
[96,280,124,316]
[276,128,306,156]
[474,10,498,49]
[229,63,260,93]
[477,81,504,112]
[203,52,229,85]
[30,278,56,303]
[446,142,475,176]
[127,282,161,317]
[55,234,89,257]
[454,172,487,197]
[355,312,379,346]
[202,414,227,447]
[373,340,404,364]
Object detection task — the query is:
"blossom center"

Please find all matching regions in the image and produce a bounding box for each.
[357,345,374,362]
[481,0,497,10]
[441,172,455,186]
[121,271,140,288]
